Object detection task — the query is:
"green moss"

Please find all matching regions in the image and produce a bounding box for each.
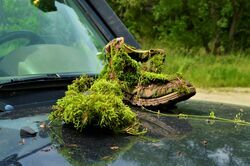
[139,71,175,85]
[102,47,141,88]
[49,39,190,135]
[141,54,166,73]
[67,75,94,94]
[49,77,144,135]
[102,44,177,89]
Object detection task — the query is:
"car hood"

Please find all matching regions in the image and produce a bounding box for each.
[0,102,138,166]
[0,88,71,166]
[1,88,250,166]
[0,104,71,166]
[0,88,193,166]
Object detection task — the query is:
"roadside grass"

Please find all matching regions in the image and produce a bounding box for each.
[162,53,250,88]
[140,40,250,88]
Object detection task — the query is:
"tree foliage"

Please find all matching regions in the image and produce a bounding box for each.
[108,0,250,54]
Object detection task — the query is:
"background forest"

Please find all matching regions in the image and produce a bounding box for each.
[108,0,249,54]
[0,0,249,87]
[108,0,250,87]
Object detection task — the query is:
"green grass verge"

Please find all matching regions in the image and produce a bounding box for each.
[162,54,250,88]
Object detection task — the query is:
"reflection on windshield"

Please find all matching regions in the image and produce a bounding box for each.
[0,0,106,82]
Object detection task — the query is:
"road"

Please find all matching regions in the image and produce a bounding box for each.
[191,88,250,107]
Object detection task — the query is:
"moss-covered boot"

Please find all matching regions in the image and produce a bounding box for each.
[103,37,196,106]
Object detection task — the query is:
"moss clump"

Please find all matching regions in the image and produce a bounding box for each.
[139,72,176,85]
[49,77,144,135]
[100,47,141,88]
[102,43,176,89]
[141,54,166,73]
[49,37,191,135]
[67,75,94,93]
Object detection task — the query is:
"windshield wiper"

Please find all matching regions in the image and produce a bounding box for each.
[0,73,97,91]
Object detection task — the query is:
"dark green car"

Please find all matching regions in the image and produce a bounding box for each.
[1,1,250,166]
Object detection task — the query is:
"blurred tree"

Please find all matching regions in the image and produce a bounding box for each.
[107,0,157,40]
[107,0,250,54]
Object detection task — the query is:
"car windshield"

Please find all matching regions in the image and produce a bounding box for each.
[0,0,106,83]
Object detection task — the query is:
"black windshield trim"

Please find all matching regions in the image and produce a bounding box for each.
[0,73,98,91]
[87,0,141,48]
[76,0,114,42]
[77,0,141,48]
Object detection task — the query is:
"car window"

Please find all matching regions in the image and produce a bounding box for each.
[0,0,106,81]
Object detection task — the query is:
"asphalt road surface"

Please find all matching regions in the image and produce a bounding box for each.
[191,88,250,107]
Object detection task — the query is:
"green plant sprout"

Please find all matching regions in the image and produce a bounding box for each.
[141,107,250,126]
[209,111,216,119]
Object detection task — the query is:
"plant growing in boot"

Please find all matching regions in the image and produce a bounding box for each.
[49,37,196,134]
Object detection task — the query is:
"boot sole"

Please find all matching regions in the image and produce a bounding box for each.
[125,87,196,106]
